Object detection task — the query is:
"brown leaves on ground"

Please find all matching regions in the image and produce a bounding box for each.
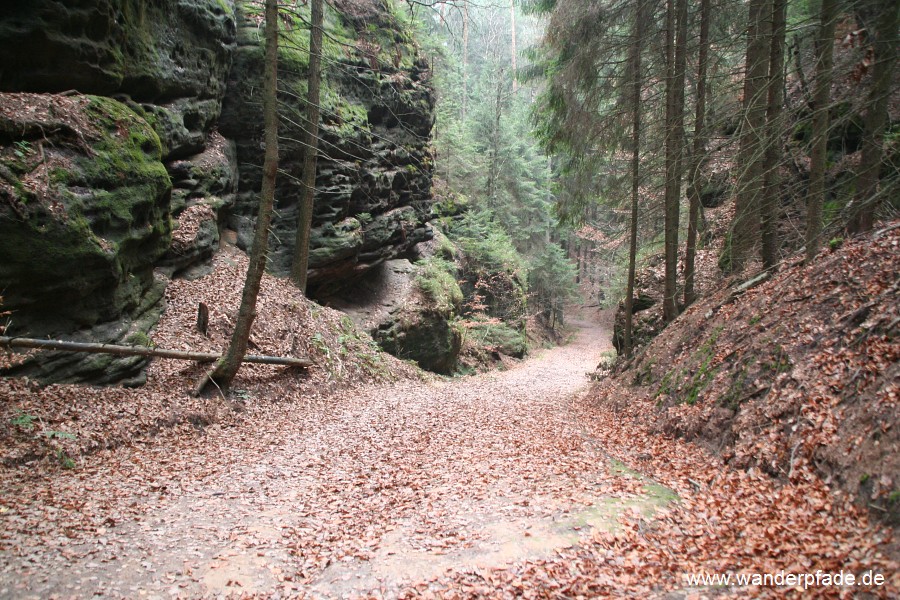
[620,222,899,524]
[0,235,897,598]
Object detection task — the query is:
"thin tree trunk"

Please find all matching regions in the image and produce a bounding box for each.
[625,0,645,358]
[791,35,811,106]
[848,0,898,233]
[291,0,324,291]
[663,0,687,322]
[486,68,504,208]
[462,2,470,120]
[732,0,772,272]
[510,0,518,93]
[684,0,710,307]
[196,0,280,394]
[0,336,311,368]
[761,0,786,269]
[805,0,837,263]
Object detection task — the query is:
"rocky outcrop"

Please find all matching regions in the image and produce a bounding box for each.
[0,0,236,161]
[325,259,461,374]
[0,0,435,384]
[0,0,237,384]
[220,1,435,297]
[0,93,172,384]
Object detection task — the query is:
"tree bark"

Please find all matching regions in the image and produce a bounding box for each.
[195,0,280,394]
[761,0,786,269]
[805,0,837,263]
[684,0,710,307]
[291,0,324,292]
[0,336,312,368]
[510,0,518,93]
[663,0,687,322]
[848,0,898,233]
[462,2,470,120]
[624,0,646,358]
[732,0,772,272]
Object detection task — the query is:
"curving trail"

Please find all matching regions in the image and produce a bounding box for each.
[2,312,676,598]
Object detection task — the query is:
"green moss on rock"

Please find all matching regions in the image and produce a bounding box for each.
[0,92,172,329]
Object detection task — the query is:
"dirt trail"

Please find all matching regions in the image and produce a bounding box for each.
[1,312,677,598]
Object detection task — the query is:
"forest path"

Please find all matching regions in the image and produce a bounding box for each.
[2,312,675,598]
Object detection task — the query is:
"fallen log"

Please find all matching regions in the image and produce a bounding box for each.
[0,336,312,368]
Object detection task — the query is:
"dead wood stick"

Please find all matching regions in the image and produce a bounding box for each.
[0,336,312,368]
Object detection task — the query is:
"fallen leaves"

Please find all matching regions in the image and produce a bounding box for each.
[0,228,897,598]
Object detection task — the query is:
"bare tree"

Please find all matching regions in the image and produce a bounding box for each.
[195,0,280,395]
[291,0,325,292]
[805,0,837,263]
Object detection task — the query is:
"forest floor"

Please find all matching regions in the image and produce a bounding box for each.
[1,305,896,598]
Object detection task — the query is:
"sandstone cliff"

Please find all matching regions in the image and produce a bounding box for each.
[0,0,435,383]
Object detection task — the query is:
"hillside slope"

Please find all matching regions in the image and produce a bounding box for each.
[0,246,422,467]
[603,222,899,525]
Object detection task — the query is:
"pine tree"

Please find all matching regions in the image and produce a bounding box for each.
[805,0,837,263]
[848,0,899,233]
[761,0,786,269]
[663,0,688,322]
[732,0,772,272]
[624,0,646,357]
[684,0,711,306]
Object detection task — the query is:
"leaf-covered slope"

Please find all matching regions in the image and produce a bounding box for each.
[0,246,422,467]
[611,222,899,523]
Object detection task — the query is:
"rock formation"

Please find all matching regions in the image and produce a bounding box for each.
[220,1,434,296]
[0,0,436,383]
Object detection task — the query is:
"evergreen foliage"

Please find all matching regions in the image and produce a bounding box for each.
[418,1,581,333]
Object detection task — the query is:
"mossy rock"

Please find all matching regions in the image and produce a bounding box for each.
[0,0,235,102]
[374,309,461,375]
[466,322,527,358]
[309,218,365,267]
[221,1,435,290]
[0,92,172,331]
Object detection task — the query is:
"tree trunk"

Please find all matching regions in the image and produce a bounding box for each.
[510,0,518,93]
[761,0,786,269]
[486,68,504,209]
[805,0,837,263]
[684,0,710,307]
[663,0,687,322]
[290,0,324,292]
[196,0,280,394]
[848,0,898,233]
[0,336,311,368]
[462,2,470,120]
[732,0,772,272]
[625,0,645,358]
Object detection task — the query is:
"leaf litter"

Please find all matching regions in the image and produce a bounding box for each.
[0,236,897,598]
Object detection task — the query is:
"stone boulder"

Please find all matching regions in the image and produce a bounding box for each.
[0,92,172,383]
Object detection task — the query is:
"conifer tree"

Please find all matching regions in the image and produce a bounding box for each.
[805,0,837,263]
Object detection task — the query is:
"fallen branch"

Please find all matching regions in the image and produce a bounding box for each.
[727,270,772,302]
[0,336,312,368]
